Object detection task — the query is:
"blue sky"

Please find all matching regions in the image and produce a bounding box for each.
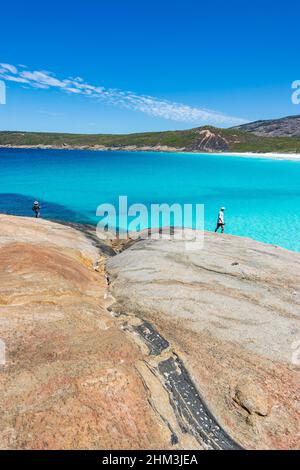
[0,0,299,134]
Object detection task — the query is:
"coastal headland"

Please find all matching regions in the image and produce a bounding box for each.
[1,115,300,157]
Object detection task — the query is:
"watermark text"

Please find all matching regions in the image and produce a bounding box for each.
[0,80,6,105]
[96,196,204,251]
[291,80,300,105]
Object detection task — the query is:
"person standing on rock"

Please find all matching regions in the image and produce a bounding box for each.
[32,201,41,218]
[215,207,225,233]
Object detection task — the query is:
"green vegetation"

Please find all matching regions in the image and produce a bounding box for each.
[0,129,196,148]
[220,128,300,153]
[1,126,300,153]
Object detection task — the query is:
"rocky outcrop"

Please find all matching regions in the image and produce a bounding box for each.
[187,129,229,152]
[0,216,181,449]
[0,216,299,449]
[234,115,300,138]
[106,231,300,449]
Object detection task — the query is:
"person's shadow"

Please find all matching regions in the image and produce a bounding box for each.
[0,193,91,224]
[0,192,116,256]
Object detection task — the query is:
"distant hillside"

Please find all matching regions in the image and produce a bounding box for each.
[1,123,300,153]
[233,115,300,138]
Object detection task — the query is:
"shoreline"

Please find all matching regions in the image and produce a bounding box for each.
[0,144,300,161]
[1,213,298,254]
[212,151,300,161]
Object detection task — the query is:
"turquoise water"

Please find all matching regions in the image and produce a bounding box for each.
[0,148,300,252]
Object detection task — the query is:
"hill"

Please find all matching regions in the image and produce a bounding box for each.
[1,122,300,153]
[233,115,300,138]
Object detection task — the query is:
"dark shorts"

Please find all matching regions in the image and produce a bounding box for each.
[215,223,225,232]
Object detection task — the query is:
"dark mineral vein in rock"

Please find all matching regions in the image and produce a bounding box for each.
[134,319,242,449]
[158,356,242,450]
[134,321,170,355]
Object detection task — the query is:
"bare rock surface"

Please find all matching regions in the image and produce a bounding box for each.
[1,215,299,450]
[0,215,182,449]
[187,129,229,152]
[106,231,300,449]
[234,115,300,137]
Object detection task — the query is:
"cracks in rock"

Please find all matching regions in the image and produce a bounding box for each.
[190,262,254,283]
[106,297,242,449]
[53,220,117,257]
[104,260,243,450]
[133,322,170,356]
[232,396,260,417]
[134,362,179,447]
[112,270,297,322]
[158,355,242,450]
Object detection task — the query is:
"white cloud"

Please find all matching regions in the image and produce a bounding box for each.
[0,62,246,125]
[21,71,66,88]
[0,74,29,84]
[0,63,18,74]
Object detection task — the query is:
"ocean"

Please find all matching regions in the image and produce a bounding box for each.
[0,147,299,252]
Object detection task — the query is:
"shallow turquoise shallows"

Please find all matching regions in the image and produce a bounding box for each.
[0,148,300,252]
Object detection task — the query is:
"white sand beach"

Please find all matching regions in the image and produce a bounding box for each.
[216,152,300,161]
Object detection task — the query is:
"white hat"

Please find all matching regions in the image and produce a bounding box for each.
[221,206,225,210]
[34,201,39,205]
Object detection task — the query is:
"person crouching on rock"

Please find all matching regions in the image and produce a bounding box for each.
[32,201,41,218]
[215,207,225,233]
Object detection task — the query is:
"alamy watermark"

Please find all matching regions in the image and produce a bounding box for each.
[0,339,5,366]
[291,339,300,365]
[96,196,204,251]
[291,80,300,105]
[0,80,6,105]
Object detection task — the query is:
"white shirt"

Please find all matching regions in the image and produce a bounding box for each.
[217,211,224,224]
